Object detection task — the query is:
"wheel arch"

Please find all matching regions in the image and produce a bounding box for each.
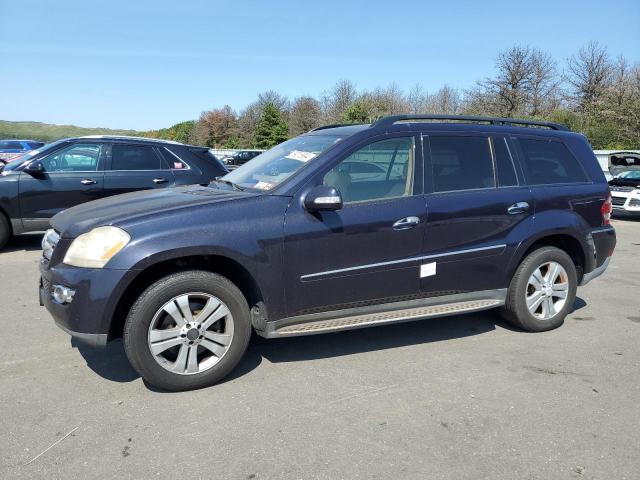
[508,231,587,284]
[108,253,265,340]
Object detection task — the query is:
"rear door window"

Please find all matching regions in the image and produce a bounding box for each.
[428,136,495,192]
[111,144,162,171]
[517,138,588,185]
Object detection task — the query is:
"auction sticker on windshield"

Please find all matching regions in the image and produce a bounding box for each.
[285,150,317,162]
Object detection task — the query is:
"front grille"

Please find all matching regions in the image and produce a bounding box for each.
[42,229,60,260]
[610,186,635,192]
[611,196,627,206]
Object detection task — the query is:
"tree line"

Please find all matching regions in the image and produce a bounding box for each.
[146,42,640,150]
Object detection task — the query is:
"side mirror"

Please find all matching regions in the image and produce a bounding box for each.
[303,185,343,212]
[25,161,44,174]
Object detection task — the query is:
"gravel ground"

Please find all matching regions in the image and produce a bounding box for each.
[0,219,639,480]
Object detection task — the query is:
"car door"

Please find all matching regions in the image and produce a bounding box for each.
[282,134,427,317]
[103,143,175,196]
[420,133,533,296]
[18,142,105,230]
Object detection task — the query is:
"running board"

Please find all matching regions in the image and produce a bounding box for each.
[258,289,506,338]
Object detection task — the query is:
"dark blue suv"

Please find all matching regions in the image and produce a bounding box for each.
[39,115,616,391]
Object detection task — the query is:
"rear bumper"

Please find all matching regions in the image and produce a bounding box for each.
[580,225,616,286]
[580,257,610,286]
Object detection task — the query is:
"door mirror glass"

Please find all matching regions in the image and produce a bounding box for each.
[24,161,44,174]
[304,185,343,212]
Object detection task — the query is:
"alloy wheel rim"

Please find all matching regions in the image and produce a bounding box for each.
[526,261,569,320]
[147,292,234,375]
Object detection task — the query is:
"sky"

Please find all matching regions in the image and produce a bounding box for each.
[1,0,639,130]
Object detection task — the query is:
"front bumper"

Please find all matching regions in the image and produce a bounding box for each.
[39,259,133,348]
[611,193,640,216]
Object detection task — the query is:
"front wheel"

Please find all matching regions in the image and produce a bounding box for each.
[123,270,251,391]
[501,246,577,332]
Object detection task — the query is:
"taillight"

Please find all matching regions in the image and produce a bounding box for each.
[601,194,612,225]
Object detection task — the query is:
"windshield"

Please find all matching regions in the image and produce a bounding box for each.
[222,135,344,190]
[2,139,67,171]
[618,171,640,179]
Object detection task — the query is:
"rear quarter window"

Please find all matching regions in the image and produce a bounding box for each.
[517,138,588,185]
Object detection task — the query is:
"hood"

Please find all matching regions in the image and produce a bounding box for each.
[608,177,640,189]
[52,185,258,238]
[609,151,640,177]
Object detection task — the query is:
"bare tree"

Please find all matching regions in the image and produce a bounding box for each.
[565,41,612,111]
[289,96,322,135]
[529,49,560,116]
[426,85,461,114]
[407,84,427,114]
[321,79,358,123]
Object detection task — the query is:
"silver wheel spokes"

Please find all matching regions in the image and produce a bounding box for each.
[148,293,234,375]
[526,261,569,320]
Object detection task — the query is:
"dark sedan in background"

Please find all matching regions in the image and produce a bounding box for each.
[222,150,262,170]
[0,139,45,165]
[0,136,227,248]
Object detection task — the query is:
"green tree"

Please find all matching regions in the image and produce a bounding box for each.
[253,102,289,148]
[341,101,369,123]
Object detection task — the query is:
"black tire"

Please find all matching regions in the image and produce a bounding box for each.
[123,270,251,391]
[0,213,11,250]
[501,246,577,332]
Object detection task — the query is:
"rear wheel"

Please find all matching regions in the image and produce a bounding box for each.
[501,247,577,332]
[123,270,251,391]
[0,214,11,250]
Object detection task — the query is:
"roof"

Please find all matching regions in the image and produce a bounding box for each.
[78,135,184,145]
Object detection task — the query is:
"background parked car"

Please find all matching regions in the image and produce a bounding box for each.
[222,150,262,169]
[608,152,640,217]
[0,139,45,165]
[0,135,227,248]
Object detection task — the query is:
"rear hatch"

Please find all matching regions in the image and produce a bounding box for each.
[609,151,640,177]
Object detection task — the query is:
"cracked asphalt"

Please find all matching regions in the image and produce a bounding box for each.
[1,219,639,479]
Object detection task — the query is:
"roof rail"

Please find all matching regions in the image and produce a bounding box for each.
[371,114,570,131]
[309,123,366,132]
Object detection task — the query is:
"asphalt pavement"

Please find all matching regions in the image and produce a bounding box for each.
[1,219,639,479]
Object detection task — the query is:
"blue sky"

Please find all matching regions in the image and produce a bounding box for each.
[1,0,639,130]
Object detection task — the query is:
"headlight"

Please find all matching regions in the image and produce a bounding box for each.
[63,226,130,268]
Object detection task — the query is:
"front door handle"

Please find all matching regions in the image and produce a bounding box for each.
[153,177,168,184]
[80,178,97,185]
[508,202,530,214]
[393,216,421,230]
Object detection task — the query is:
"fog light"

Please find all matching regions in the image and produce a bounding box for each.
[629,198,640,208]
[52,285,75,304]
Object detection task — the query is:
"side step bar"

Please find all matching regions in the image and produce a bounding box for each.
[258,289,506,338]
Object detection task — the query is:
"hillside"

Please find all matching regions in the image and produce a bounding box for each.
[0,120,146,142]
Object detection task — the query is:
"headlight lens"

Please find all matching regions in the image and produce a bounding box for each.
[63,226,130,268]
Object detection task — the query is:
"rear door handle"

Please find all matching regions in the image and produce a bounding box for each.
[393,216,421,230]
[508,202,530,214]
[153,177,168,184]
[80,178,97,185]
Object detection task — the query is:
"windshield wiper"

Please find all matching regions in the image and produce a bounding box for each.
[212,178,245,191]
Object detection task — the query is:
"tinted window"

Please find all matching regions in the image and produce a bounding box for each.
[161,147,189,170]
[111,144,161,171]
[28,142,45,149]
[518,138,588,184]
[0,141,24,150]
[324,137,414,203]
[429,136,494,192]
[493,138,518,186]
[40,143,101,172]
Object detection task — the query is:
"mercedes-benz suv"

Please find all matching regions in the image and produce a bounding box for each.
[39,115,616,391]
